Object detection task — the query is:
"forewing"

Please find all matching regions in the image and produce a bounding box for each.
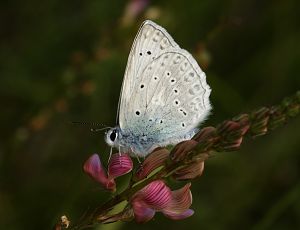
[118,20,179,129]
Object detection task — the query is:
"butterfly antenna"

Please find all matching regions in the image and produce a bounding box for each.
[71,121,112,132]
[71,121,109,127]
[90,127,111,132]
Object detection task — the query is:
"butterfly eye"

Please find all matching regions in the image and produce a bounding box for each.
[110,130,117,142]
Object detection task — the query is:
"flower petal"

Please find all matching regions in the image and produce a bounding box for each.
[163,183,192,214]
[131,200,155,223]
[163,209,194,220]
[170,140,198,162]
[135,148,169,180]
[192,126,216,142]
[83,154,115,191]
[108,153,133,178]
[173,161,204,180]
[132,180,172,210]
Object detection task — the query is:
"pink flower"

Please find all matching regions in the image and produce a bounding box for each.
[83,154,116,191]
[83,153,133,192]
[162,183,193,220]
[130,180,193,223]
[108,153,133,179]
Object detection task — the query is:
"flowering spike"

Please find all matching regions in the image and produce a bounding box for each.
[108,153,133,178]
[59,92,299,227]
[83,154,116,191]
[173,161,204,180]
[135,148,169,180]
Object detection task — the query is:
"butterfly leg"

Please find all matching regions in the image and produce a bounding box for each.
[118,145,124,167]
[107,147,113,164]
[135,154,142,164]
[135,154,144,176]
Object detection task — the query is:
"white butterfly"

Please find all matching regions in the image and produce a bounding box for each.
[105,20,211,157]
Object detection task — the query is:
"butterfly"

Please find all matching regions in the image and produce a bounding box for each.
[105,20,211,157]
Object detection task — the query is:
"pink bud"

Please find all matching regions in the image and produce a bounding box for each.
[217,121,241,134]
[171,140,198,162]
[83,154,116,191]
[240,124,250,136]
[222,137,243,151]
[173,161,204,180]
[135,148,169,180]
[193,126,216,142]
[108,153,133,179]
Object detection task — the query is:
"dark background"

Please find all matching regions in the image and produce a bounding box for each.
[1,0,300,229]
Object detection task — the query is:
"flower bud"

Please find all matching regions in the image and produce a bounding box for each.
[173,161,204,180]
[170,140,198,162]
[83,154,116,191]
[135,148,169,180]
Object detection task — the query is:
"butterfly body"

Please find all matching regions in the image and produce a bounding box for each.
[105,20,211,157]
[106,125,197,157]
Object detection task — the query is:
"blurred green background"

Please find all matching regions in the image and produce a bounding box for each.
[1,0,300,229]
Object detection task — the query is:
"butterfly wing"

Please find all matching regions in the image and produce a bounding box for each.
[118,20,211,154]
[118,20,179,129]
